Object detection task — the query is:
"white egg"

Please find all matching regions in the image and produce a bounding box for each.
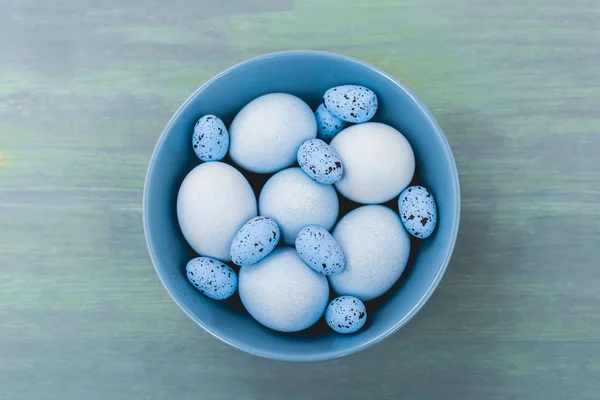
[239,247,329,332]
[329,205,411,301]
[330,122,415,204]
[259,167,339,244]
[176,162,257,261]
[229,93,317,174]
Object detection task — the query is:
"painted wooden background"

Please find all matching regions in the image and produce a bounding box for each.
[1,0,599,398]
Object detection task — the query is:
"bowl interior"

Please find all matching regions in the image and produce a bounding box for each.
[144,51,460,361]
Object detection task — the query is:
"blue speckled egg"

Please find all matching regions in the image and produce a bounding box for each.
[295,225,345,275]
[323,85,378,123]
[315,103,347,142]
[325,296,367,334]
[297,139,344,184]
[192,115,229,161]
[230,216,280,266]
[185,257,237,300]
[398,186,438,239]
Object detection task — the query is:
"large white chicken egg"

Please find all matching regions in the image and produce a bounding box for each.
[329,205,411,301]
[259,167,339,244]
[330,122,415,204]
[239,247,329,332]
[229,93,317,174]
[176,162,257,261]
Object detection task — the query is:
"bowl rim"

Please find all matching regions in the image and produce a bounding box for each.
[143,49,461,362]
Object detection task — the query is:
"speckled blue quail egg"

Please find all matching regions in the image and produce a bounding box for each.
[330,122,415,204]
[177,162,257,261]
[238,247,329,332]
[398,186,438,239]
[315,103,347,142]
[329,205,411,301]
[259,167,339,245]
[323,85,378,123]
[297,138,343,184]
[230,216,280,266]
[229,93,317,174]
[295,225,345,276]
[192,115,229,161]
[325,296,367,334]
[186,257,237,300]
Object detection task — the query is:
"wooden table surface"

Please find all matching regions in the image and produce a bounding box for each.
[2,0,599,399]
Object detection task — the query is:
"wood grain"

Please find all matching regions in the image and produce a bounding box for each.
[1,0,600,399]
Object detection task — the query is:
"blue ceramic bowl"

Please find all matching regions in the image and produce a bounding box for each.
[143,50,460,362]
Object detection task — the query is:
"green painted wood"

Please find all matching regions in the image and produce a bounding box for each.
[1,0,600,398]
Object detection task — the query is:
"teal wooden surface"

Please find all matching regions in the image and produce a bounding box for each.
[1,0,600,398]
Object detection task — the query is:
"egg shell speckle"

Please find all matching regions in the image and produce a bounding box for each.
[259,168,339,245]
[230,216,280,266]
[323,85,378,123]
[229,93,317,174]
[239,247,329,332]
[297,138,344,184]
[186,257,238,300]
[325,296,367,334]
[192,115,229,161]
[315,103,347,142]
[295,225,345,275]
[398,186,438,238]
[329,205,411,301]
